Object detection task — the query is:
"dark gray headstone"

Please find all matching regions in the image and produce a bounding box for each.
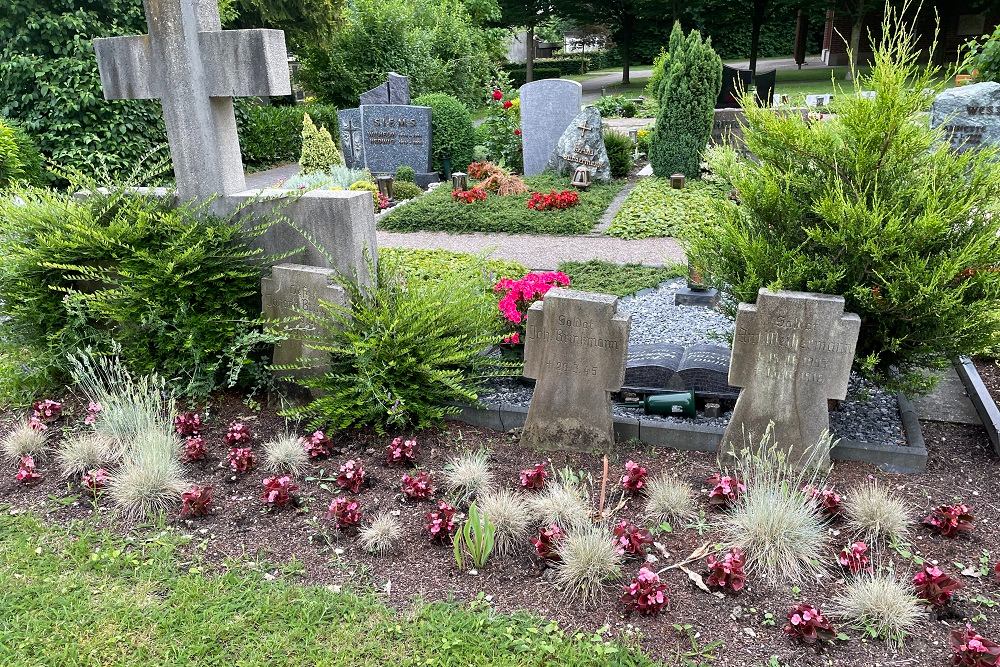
[359,104,432,175]
[338,108,364,169]
[546,106,611,183]
[359,72,411,106]
[931,82,1000,153]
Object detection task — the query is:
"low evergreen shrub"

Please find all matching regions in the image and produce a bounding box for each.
[594,95,638,119]
[0,119,46,187]
[395,165,416,182]
[391,181,424,200]
[413,93,475,174]
[299,113,343,174]
[603,131,634,179]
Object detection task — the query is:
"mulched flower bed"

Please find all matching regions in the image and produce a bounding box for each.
[2,391,999,666]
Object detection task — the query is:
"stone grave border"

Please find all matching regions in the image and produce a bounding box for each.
[953,356,1000,456]
[448,393,927,473]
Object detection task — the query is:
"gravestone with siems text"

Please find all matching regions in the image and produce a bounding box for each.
[719,289,860,468]
[359,104,433,176]
[521,289,631,453]
[547,106,611,183]
[930,82,1000,153]
[520,78,583,176]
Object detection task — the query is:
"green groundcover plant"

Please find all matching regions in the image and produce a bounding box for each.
[689,8,1000,395]
[608,176,729,240]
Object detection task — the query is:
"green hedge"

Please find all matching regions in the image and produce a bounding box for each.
[531,58,591,76]
[504,67,563,89]
[412,93,475,174]
[236,102,339,167]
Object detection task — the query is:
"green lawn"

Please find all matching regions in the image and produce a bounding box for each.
[379,173,624,235]
[0,511,654,667]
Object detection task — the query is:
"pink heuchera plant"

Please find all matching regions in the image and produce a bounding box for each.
[180,485,213,517]
[174,412,203,437]
[519,463,547,490]
[951,625,1000,666]
[613,519,653,556]
[303,430,332,459]
[401,471,434,499]
[913,564,963,608]
[82,468,109,492]
[261,476,299,508]
[784,603,836,644]
[32,399,62,424]
[532,523,566,561]
[924,503,975,538]
[84,401,102,426]
[326,497,362,529]
[223,421,252,447]
[424,500,460,544]
[706,548,747,592]
[227,447,256,473]
[620,566,669,616]
[336,459,366,493]
[837,541,872,574]
[494,272,570,340]
[802,484,843,516]
[621,460,648,493]
[182,436,206,463]
[16,455,43,485]
[386,437,418,466]
[707,473,746,507]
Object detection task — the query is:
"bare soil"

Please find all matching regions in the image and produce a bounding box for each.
[3,390,999,666]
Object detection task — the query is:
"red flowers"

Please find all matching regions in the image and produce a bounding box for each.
[452,187,488,204]
[837,541,872,574]
[401,471,435,499]
[16,455,42,485]
[337,459,366,493]
[326,497,362,529]
[924,503,975,537]
[532,523,565,560]
[707,473,745,507]
[613,519,653,556]
[492,88,503,101]
[802,484,842,517]
[514,128,522,136]
[424,500,460,544]
[502,100,513,109]
[519,463,547,490]
[913,564,963,608]
[227,447,256,473]
[620,460,648,493]
[784,604,836,644]
[82,468,109,492]
[224,421,252,447]
[303,430,332,459]
[181,436,206,463]
[180,485,213,518]
[527,190,579,211]
[386,437,418,466]
[706,548,747,592]
[951,626,1000,666]
[621,567,669,616]
[174,412,202,437]
[261,476,299,508]
[494,271,570,327]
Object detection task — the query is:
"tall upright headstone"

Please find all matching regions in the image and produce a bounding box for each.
[521,289,631,453]
[359,72,411,106]
[519,79,583,176]
[547,106,611,183]
[359,105,433,176]
[931,82,1000,153]
[719,289,861,468]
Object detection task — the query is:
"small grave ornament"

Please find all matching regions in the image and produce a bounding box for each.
[571,165,591,189]
[376,175,394,201]
[451,172,468,192]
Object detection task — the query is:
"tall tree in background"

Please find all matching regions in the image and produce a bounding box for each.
[498,0,555,83]
[748,0,769,73]
[234,0,343,49]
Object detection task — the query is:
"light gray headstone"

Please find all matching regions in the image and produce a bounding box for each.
[359,72,411,106]
[720,289,861,468]
[262,264,349,377]
[546,106,611,183]
[338,108,364,169]
[521,288,631,453]
[359,104,432,175]
[519,79,583,176]
[930,82,1000,153]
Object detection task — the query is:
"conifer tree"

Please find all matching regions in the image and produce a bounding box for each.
[299,113,343,174]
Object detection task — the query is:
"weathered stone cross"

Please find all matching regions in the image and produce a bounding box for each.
[719,289,861,468]
[93,0,291,202]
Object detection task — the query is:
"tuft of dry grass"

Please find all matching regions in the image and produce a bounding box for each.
[527,481,592,530]
[552,525,623,606]
[477,488,532,557]
[57,432,113,478]
[842,482,910,543]
[442,450,493,502]
[830,572,922,648]
[1,421,48,461]
[107,429,186,522]
[359,512,403,556]
[262,434,309,476]
[642,474,696,523]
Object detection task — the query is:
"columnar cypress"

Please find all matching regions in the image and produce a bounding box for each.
[650,23,723,178]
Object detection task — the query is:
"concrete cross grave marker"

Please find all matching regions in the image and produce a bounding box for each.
[520,289,631,453]
[719,289,861,468]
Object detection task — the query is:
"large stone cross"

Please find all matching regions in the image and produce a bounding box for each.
[93,0,291,201]
[720,289,861,468]
[520,289,630,453]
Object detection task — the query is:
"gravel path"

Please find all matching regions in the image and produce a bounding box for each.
[481,280,907,447]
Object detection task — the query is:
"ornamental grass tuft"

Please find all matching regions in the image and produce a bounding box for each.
[1,420,47,462]
[262,434,310,476]
[553,524,624,606]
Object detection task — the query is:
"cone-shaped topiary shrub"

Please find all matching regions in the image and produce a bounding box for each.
[299,113,343,174]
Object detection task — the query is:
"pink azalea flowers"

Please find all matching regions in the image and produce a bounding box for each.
[494,271,570,328]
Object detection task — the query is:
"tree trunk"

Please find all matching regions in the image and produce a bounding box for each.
[621,13,633,85]
[749,0,768,75]
[526,25,535,84]
[845,1,866,81]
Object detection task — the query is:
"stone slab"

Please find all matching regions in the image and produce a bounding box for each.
[519,78,583,176]
[547,106,611,183]
[359,104,432,175]
[954,357,1000,456]
[674,287,719,308]
[910,366,981,425]
[931,82,1000,153]
[521,288,630,452]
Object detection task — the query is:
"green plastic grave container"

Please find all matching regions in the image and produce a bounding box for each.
[643,391,696,418]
